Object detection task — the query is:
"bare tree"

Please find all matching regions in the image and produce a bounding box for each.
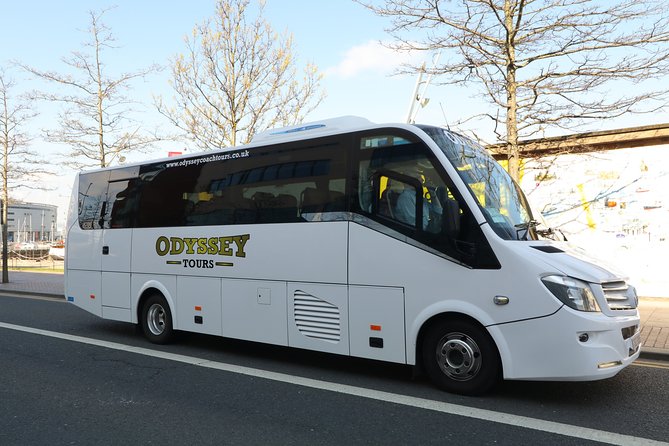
[361,0,669,181]
[19,8,160,169]
[156,0,325,150]
[0,70,47,283]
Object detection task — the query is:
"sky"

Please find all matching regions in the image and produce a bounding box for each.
[1,1,443,129]
[1,0,437,228]
[1,0,668,231]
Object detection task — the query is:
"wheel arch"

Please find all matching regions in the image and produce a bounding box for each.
[413,311,505,380]
[408,299,496,363]
[132,280,177,327]
[418,312,504,394]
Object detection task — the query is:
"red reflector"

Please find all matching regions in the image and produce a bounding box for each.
[370,325,381,331]
[90,294,95,299]
[194,306,202,311]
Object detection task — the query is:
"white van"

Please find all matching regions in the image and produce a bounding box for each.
[65,117,641,394]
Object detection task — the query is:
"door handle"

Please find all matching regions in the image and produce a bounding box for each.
[102,246,109,255]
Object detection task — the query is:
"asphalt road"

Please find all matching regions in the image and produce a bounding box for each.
[1,294,667,446]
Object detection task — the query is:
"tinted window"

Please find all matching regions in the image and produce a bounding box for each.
[354,130,499,269]
[106,178,141,228]
[78,168,141,229]
[78,171,109,230]
[135,138,348,228]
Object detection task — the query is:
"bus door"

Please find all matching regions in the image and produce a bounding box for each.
[346,132,474,364]
[66,171,108,317]
[99,168,139,322]
[346,133,438,364]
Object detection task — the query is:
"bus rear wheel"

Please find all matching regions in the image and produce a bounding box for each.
[422,319,500,395]
[140,293,175,344]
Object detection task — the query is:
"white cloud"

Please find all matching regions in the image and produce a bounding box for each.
[326,40,420,79]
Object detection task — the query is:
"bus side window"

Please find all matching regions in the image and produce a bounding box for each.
[106,179,140,228]
[357,133,446,235]
[78,171,109,230]
[134,138,348,228]
[357,135,415,214]
[373,173,421,229]
[377,177,403,222]
[134,163,198,228]
[353,132,498,268]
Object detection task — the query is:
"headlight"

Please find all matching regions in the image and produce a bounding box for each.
[541,275,600,312]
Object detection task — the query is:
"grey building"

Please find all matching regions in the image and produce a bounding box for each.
[4,202,58,243]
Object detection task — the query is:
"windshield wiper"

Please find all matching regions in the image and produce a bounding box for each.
[535,227,555,237]
[514,220,540,240]
[515,220,564,241]
[540,226,567,241]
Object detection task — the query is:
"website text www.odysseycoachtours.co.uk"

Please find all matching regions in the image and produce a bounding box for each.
[165,149,251,169]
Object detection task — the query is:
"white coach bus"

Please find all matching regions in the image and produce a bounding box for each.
[65,116,641,395]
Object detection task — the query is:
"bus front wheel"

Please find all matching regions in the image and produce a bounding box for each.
[422,319,500,395]
[140,293,175,344]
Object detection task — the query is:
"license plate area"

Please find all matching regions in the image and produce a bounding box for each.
[627,331,641,356]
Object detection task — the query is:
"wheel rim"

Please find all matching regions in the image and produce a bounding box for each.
[147,303,167,336]
[435,332,482,381]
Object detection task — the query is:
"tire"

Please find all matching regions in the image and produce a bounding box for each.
[422,319,501,395]
[140,293,175,344]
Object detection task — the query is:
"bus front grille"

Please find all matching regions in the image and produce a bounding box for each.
[602,281,638,311]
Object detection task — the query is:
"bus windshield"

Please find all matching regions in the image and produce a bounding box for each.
[419,126,538,241]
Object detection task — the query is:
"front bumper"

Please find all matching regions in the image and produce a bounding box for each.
[491,305,641,381]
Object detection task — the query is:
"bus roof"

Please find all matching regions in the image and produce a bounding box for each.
[251,116,374,144]
[78,116,399,174]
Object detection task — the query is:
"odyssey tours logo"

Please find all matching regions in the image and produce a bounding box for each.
[155,234,250,269]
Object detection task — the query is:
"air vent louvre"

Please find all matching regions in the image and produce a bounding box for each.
[531,245,564,254]
[293,290,341,343]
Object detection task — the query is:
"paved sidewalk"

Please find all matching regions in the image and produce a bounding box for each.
[0,271,64,298]
[638,298,669,359]
[0,270,666,360]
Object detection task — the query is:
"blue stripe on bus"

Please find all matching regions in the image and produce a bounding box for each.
[270,124,325,135]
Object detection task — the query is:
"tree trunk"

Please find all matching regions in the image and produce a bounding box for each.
[2,152,9,283]
[2,92,9,283]
[504,0,520,182]
[2,207,8,284]
[506,77,520,181]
